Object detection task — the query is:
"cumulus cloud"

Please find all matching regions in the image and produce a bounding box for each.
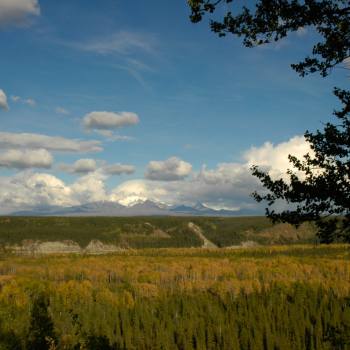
[0,135,312,213]
[0,132,103,153]
[244,135,311,180]
[70,172,108,204]
[113,136,311,209]
[145,157,192,181]
[59,159,97,174]
[103,163,135,175]
[0,171,109,213]
[110,180,168,206]
[0,89,9,111]
[0,149,52,169]
[0,172,74,213]
[0,0,40,27]
[83,111,139,132]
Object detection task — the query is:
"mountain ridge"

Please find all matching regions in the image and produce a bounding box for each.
[10,200,261,217]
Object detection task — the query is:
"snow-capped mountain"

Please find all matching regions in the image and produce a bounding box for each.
[10,200,261,217]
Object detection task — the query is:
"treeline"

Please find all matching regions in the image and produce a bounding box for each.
[0,216,316,249]
[1,284,350,349]
[191,217,316,247]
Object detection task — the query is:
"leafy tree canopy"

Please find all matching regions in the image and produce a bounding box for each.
[188,0,350,242]
[252,88,349,243]
[188,0,350,77]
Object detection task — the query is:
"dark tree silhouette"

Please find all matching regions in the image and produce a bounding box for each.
[252,88,350,243]
[27,293,56,350]
[188,0,350,77]
[0,322,22,350]
[84,335,116,350]
[188,0,350,241]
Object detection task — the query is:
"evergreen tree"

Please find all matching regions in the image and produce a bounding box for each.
[27,293,56,350]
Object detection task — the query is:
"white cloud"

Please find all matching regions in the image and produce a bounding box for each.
[145,157,192,181]
[11,95,20,102]
[59,159,97,174]
[110,180,168,206]
[94,129,134,141]
[0,0,40,27]
[103,163,135,175]
[60,160,135,176]
[10,95,36,106]
[0,149,52,169]
[24,98,36,106]
[114,136,311,209]
[70,172,108,204]
[244,135,311,180]
[55,107,70,115]
[0,89,9,111]
[74,31,156,55]
[83,111,139,132]
[0,173,74,213]
[0,135,312,213]
[0,171,108,213]
[0,132,103,153]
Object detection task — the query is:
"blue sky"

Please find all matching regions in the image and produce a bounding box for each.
[0,0,348,213]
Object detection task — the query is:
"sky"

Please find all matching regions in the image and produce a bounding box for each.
[0,0,348,214]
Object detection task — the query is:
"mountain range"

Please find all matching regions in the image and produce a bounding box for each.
[10,200,261,217]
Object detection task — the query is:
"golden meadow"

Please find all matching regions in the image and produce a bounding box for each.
[1,245,350,349]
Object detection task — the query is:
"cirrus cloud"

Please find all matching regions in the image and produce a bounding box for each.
[11,95,36,106]
[73,31,156,55]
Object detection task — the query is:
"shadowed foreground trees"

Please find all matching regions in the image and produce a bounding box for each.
[27,293,56,350]
[188,0,350,77]
[1,284,350,349]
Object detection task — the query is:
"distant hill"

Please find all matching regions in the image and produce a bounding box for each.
[11,200,262,217]
[0,216,317,251]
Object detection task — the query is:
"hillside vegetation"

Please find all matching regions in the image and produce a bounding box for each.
[0,216,317,250]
